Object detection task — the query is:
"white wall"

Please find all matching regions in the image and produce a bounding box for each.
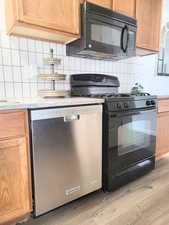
[0,0,169,98]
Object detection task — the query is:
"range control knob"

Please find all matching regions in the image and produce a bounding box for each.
[124,102,129,108]
[151,100,156,105]
[146,100,151,106]
[117,103,121,109]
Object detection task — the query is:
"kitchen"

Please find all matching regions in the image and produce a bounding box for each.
[1,0,169,225]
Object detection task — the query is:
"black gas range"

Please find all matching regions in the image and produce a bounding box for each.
[71,74,157,191]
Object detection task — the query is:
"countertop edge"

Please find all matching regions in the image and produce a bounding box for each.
[157,95,169,100]
[0,98,104,111]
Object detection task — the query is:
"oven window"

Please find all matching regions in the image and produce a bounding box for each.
[118,119,152,156]
[91,24,121,46]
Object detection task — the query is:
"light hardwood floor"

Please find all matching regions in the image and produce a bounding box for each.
[24,157,169,225]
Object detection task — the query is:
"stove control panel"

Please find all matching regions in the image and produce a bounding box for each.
[107,98,157,111]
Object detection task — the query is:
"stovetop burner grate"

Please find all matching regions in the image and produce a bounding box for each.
[87,92,151,99]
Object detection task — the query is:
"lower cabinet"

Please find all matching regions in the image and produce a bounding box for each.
[156,111,169,160]
[156,99,169,160]
[0,110,32,225]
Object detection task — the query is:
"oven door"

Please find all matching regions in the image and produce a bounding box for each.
[108,108,157,173]
[85,14,136,58]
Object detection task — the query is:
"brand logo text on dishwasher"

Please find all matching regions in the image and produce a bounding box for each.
[65,186,81,195]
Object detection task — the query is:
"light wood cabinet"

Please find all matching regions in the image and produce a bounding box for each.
[5,0,163,52]
[156,112,169,160]
[156,99,169,160]
[136,0,163,52]
[112,0,136,17]
[0,110,32,225]
[87,0,112,9]
[5,0,80,44]
[112,0,163,53]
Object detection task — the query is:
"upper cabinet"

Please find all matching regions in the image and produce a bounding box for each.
[5,0,80,44]
[112,0,136,18]
[87,0,112,9]
[136,0,163,52]
[112,0,163,53]
[5,0,163,53]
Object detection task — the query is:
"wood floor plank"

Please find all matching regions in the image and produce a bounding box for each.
[25,156,169,225]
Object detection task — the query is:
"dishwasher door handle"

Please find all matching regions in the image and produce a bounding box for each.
[64,115,80,122]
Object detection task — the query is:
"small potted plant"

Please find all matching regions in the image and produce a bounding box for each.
[131,83,144,95]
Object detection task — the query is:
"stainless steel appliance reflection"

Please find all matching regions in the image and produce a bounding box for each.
[30,105,102,216]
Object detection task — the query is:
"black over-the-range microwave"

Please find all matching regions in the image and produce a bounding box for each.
[66,2,137,60]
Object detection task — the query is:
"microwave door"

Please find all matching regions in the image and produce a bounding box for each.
[86,19,123,56]
[128,28,137,56]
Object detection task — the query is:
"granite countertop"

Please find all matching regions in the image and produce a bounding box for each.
[0,97,104,111]
[157,95,169,100]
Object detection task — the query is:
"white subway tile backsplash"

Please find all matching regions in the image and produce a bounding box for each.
[20,51,29,66]
[27,39,36,52]
[22,83,31,98]
[2,48,11,65]
[36,53,43,66]
[0,66,3,81]
[13,67,22,82]
[1,33,10,49]
[28,52,37,65]
[56,44,63,56]
[0,82,5,97]
[4,66,13,82]
[11,50,20,66]
[19,37,28,51]
[30,83,38,97]
[43,41,50,53]
[10,36,20,50]
[0,48,3,65]
[5,82,15,98]
[14,82,23,98]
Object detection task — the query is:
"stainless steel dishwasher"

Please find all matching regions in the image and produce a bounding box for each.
[30,105,102,216]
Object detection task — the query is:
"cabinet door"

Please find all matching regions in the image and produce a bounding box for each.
[136,0,163,52]
[0,138,32,225]
[16,0,80,34]
[112,0,136,17]
[87,0,112,9]
[156,112,169,160]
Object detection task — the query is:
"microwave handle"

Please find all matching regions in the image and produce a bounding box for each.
[121,25,129,53]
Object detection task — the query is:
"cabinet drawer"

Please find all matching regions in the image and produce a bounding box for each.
[158,99,169,113]
[0,110,27,139]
